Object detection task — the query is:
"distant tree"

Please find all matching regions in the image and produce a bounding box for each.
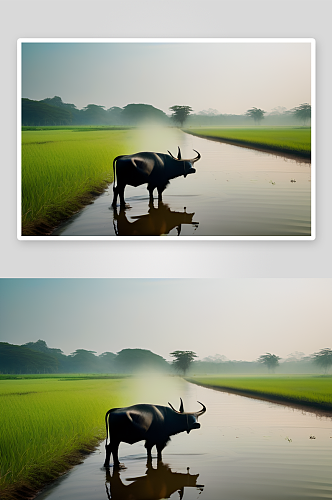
[0,342,58,374]
[115,348,169,373]
[245,107,265,124]
[257,353,281,372]
[169,105,193,127]
[23,339,63,356]
[106,106,124,125]
[170,350,197,375]
[41,96,78,112]
[312,348,332,374]
[82,104,108,125]
[98,351,117,373]
[69,349,99,373]
[22,98,72,126]
[121,104,168,125]
[23,339,68,371]
[291,103,311,125]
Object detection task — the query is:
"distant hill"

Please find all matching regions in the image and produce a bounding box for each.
[0,342,58,373]
[22,96,169,126]
[22,98,73,126]
[0,340,170,374]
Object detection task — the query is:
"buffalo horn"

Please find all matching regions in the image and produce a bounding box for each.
[168,401,177,412]
[167,150,177,160]
[167,149,201,163]
[191,149,201,163]
[195,401,206,416]
[168,399,184,414]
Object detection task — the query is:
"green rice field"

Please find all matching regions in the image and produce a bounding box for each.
[21,127,136,235]
[185,127,311,157]
[0,375,133,498]
[187,375,332,410]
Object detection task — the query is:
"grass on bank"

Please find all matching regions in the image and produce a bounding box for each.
[0,376,134,499]
[21,127,136,235]
[187,375,332,410]
[184,127,311,157]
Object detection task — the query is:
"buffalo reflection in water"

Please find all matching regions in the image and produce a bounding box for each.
[105,462,204,500]
[112,201,199,236]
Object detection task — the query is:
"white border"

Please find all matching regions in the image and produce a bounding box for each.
[17,38,316,241]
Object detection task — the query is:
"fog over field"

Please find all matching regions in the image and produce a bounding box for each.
[21,40,312,115]
[0,279,330,361]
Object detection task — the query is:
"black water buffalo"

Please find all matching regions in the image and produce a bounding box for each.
[104,399,206,468]
[111,147,201,208]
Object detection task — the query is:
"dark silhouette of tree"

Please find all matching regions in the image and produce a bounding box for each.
[312,348,332,374]
[82,104,109,125]
[0,342,58,374]
[69,349,99,373]
[121,104,168,125]
[245,107,265,124]
[170,350,197,375]
[98,351,117,373]
[23,339,71,372]
[22,98,72,126]
[169,106,193,127]
[106,106,124,125]
[257,353,281,372]
[291,103,311,125]
[115,348,169,373]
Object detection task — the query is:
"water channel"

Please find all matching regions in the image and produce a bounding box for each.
[52,130,311,237]
[36,378,332,500]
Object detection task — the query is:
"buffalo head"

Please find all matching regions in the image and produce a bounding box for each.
[167,147,201,177]
[168,398,206,433]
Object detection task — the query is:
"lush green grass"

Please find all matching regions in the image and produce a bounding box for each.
[0,375,134,497]
[22,126,132,132]
[21,127,136,235]
[185,127,311,157]
[187,375,332,409]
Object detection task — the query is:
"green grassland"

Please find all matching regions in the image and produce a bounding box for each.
[185,127,311,157]
[187,375,332,410]
[21,127,136,236]
[0,375,134,498]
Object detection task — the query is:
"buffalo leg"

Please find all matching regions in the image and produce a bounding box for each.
[118,185,126,208]
[104,443,112,467]
[144,440,153,464]
[111,444,121,469]
[112,186,119,208]
[156,442,167,462]
[157,187,164,202]
[147,185,155,202]
[104,442,120,468]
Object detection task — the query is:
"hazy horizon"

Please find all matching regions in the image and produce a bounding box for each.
[21,40,312,115]
[0,278,329,362]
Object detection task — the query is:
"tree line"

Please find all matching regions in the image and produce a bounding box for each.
[0,340,169,374]
[0,341,330,375]
[21,96,311,127]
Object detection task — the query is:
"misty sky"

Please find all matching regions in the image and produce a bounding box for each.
[0,278,329,361]
[21,40,312,115]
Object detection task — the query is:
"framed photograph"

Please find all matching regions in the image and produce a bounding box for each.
[2,277,331,499]
[18,38,315,240]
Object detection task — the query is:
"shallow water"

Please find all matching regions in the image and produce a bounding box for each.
[52,129,311,237]
[35,378,332,500]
